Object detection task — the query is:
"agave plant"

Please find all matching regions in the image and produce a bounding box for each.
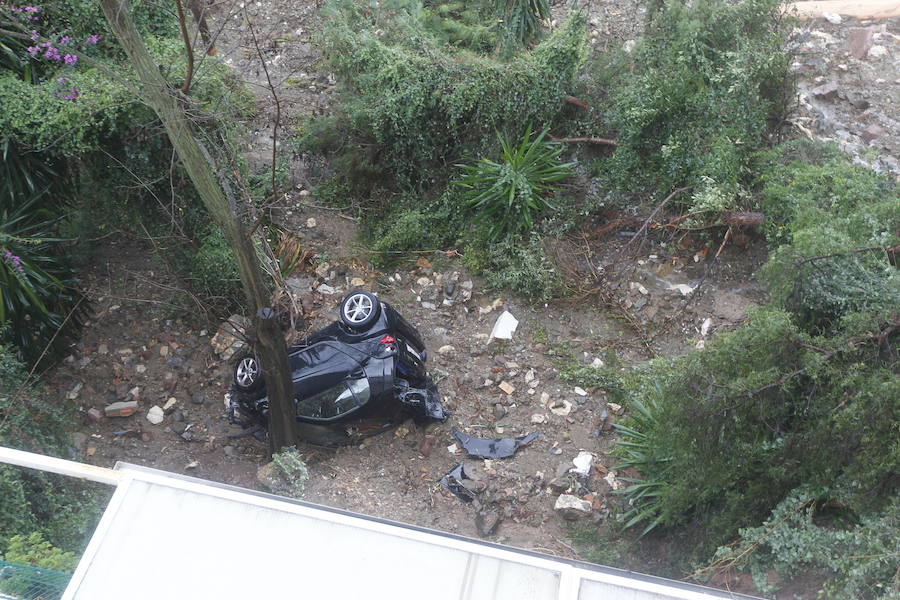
[612,392,673,537]
[455,124,573,240]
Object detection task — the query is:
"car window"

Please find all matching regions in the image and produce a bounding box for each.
[295,378,371,420]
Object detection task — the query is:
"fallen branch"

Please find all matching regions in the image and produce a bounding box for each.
[618,186,692,258]
[563,95,589,110]
[548,134,618,147]
[723,211,766,227]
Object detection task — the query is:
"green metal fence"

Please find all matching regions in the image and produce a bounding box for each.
[0,560,71,600]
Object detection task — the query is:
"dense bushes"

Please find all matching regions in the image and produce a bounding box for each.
[314,0,587,188]
[600,0,790,199]
[610,145,899,592]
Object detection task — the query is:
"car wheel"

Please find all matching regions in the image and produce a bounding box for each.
[234,353,264,392]
[339,290,381,330]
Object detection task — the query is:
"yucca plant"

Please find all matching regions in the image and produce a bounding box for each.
[1,142,87,365]
[455,124,573,240]
[612,391,673,537]
[495,0,549,48]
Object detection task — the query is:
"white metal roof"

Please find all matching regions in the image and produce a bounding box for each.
[0,447,757,600]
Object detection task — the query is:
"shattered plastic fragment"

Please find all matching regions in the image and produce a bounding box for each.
[489,311,519,341]
[439,463,479,502]
[452,429,538,459]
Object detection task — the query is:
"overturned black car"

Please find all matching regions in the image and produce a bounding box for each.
[228,291,447,445]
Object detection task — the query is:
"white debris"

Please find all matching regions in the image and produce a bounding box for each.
[306,217,317,228]
[540,392,550,406]
[822,11,841,23]
[550,399,573,416]
[700,317,712,337]
[570,451,594,476]
[317,284,336,295]
[531,414,547,424]
[574,387,588,397]
[591,357,604,368]
[146,405,165,425]
[554,494,593,520]
[438,345,456,355]
[447,444,458,454]
[607,402,624,415]
[669,283,696,296]
[524,369,535,383]
[489,311,519,341]
[604,471,624,490]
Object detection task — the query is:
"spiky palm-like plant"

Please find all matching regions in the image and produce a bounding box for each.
[455,125,573,240]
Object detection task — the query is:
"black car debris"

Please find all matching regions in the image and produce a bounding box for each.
[228,291,447,445]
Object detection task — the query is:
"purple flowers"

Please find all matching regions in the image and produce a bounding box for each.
[86,34,100,45]
[63,53,77,65]
[3,250,25,274]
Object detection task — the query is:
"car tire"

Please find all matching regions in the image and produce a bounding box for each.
[233,353,264,393]
[339,290,381,330]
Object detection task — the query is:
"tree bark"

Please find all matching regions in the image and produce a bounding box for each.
[100,0,299,454]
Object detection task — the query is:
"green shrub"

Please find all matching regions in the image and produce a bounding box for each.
[466,233,562,301]
[707,490,900,599]
[190,231,243,309]
[756,146,899,330]
[456,124,574,240]
[601,0,790,197]
[316,0,587,188]
[613,307,898,558]
[495,0,550,49]
[3,532,78,572]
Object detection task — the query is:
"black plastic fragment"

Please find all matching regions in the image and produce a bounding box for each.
[439,463,478,503]
[452,429,538,459]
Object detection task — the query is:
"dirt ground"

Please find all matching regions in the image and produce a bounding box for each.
[37,0,899,597]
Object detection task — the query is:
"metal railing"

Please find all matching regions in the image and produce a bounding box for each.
[0,560,71,600]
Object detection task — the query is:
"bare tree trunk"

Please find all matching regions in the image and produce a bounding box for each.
[100,0,299,454]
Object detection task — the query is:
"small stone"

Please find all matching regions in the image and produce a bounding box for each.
[191,393,206,406]
[531,413,547,424]
[306,217,317,228]
[105,400,138,418]
[416,277,432,287]
[607,402,624,415]
[524,369,535,384]
[822,11,841,24]
[185,460,199,469]
[163,397,177,411]
[498,381,515,395]
[861,123,885,143]
[419,435,436,457]
[438,345,456,356]
[591,357,604,368]
[146,405,165,425]
[554,494,593,520]
[447,443,459,454]
[299,189,311,197]
[224,445,236,457]
[135,364,147,374]
[350,277,365,287]
[317,284,336,295]
[97,343,109,355]
[540,392,550,406]
[493,404,508,419]
[182,431,195,442]
[72,432,87,450]
[86,408,104,424]
[170,422,187,434]
[550,399,573,416]
[66,381,83,401]
[159,345,169,357]
[623,39,636,53]
[868,45,887,58]
[574,387,588,397]
[810,81,839,100]
[848,27,875,59]
[128,386,141,400]
[421,302,437,310]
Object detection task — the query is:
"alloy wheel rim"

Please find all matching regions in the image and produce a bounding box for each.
[344,294,373,323]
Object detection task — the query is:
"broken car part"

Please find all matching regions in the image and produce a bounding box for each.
[452,430,538,459]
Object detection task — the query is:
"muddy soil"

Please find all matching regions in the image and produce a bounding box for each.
[36,0,900,597]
